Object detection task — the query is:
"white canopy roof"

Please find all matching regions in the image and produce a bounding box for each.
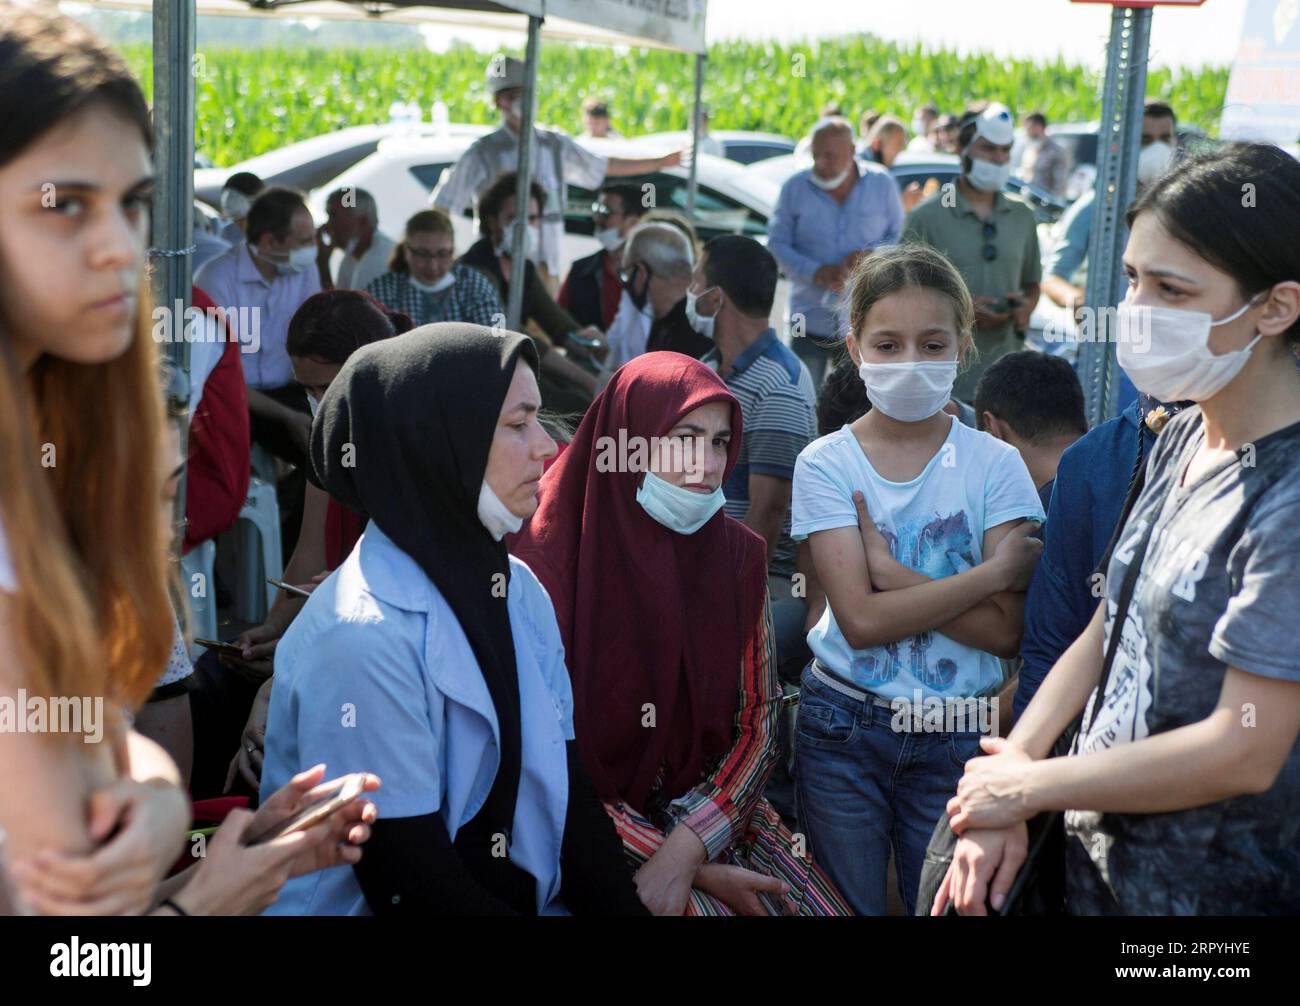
[74,0,708,52]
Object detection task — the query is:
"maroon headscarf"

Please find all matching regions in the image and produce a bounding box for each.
[511,353,768,814]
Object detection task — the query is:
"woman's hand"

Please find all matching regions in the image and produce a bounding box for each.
[249,765,380,878]
[947,736,1036,833]
[168,808,329,916]
[987,521,1043,592]
[224,676,274,793]
[633,825,706,916]
[930,822,1029,916]
[10,778,188,915]
[695,863,789,916]
[233,622,282,664]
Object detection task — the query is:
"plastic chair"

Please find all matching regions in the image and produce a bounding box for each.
[233,475,282,624]
[181,537,217,661]
[250,441,278,485]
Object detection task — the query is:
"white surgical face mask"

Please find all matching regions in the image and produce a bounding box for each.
[685,285,719,339]
[1115,296,1263,402]
[965,151,1012,193]
[253,243,315,276]
[306,393,319,419]
[858,359,958,422]
[220,189,251,221]
[409,272,456,295]
[498,221,540,262]
[810,167,851,191]
[1137,140,1174,186]
[595,226,623,252]
[477,480,523,541]
[500,97,522,126]
[635,470,725,535]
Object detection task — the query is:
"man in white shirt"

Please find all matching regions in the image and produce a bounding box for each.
[906,104,940,152]
[316,187,395,292]
[432,55,683,286]
[194,187,321,552]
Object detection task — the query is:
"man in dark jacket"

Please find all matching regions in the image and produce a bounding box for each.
[558,183,644,330]
[1015,394,1190,719]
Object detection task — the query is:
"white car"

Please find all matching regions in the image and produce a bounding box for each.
[308,132,783,279]
[194,122,494,209]
[632,130,797,165]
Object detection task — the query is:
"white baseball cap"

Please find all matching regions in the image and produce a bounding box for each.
[486,55,526,96]
[972,103,1016,147]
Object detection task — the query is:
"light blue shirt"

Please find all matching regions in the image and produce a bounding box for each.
[1044,187,1094,283]
[260,523,575,916]
[767,161,904,338]
[193,241,321,391]
[791,417,1044,701]
[1041,188,1138,410]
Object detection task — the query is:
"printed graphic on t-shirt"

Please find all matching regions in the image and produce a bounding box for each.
[1077,597,1153,754]
[850,511,975,687]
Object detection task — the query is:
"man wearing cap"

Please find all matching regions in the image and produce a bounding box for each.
[902,101,1041,401]
[432,54,683,293]
[768,116,904,387]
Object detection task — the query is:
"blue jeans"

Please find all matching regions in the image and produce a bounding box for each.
[794,664,985,916]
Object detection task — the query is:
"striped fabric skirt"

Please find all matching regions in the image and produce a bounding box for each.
[612,798,853,916]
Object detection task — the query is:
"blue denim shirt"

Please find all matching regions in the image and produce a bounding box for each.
[1046,189,1137,410]
[1016,400,1155,718]
[260,523,576,915]
[1044,187,1094,283]
[768,162,903,338]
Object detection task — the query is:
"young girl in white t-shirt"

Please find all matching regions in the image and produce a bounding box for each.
[791,243,1045,915]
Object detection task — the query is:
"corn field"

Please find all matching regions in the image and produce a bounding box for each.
[120,36,1230,167]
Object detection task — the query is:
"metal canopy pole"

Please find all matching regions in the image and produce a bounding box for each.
[506,14,542,332]
[686,52,704,222]
[151,0,196,539]
[1078,5,1152,427]
[151,0,196,379]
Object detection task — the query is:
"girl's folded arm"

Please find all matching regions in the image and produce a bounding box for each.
[865,519,1032,658]
[810,526,1011,651]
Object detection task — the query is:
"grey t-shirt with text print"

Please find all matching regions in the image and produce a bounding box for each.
[1065,407,1300,915]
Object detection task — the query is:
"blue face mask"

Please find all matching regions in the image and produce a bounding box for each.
[635,470,725,535]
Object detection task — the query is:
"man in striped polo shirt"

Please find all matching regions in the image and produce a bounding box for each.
[690,236,819,688]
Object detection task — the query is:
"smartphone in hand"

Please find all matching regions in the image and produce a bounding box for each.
[243,774,367,847]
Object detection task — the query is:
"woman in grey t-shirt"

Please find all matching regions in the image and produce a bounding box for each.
[934,142,1300,915]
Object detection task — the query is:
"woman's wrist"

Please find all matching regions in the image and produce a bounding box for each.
[1019,759,1051,817]
[693,861,721,892]
[663,820,708,870]
[168,863,214,916]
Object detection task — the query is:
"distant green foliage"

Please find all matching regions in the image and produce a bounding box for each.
[118,35,1229,167]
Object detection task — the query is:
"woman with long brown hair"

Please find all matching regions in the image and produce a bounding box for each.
[0,3,375,915]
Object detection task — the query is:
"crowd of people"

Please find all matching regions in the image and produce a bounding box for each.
[2,3,1299,917]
